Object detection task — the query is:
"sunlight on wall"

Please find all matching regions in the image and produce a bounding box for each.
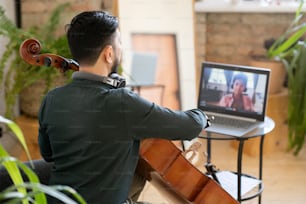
[0,1,16,115]
[118,0,197,110]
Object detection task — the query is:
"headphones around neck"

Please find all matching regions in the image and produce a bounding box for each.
[103,73,126,88]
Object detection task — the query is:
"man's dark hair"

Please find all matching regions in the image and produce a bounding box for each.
[66,11,119,65]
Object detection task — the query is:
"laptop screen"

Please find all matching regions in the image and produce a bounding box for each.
[198,62,270,121]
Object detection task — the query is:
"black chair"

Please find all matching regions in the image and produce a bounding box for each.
[0,159,53,191]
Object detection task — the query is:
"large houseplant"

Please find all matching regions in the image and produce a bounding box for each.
[267,1,306,155]
[0,3,73,119]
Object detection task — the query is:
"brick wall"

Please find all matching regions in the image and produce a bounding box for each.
[194,12,295,71]
[21,0,113,31]
[194,12,207,83]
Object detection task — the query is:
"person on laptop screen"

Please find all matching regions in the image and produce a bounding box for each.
[219,73,254,112]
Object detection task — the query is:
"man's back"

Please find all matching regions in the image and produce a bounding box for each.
[39,77,139,203]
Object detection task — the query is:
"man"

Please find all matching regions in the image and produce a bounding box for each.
[38,11,209,204]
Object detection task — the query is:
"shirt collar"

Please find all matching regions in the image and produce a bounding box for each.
[72,71,122,88]
[72,71,107,82]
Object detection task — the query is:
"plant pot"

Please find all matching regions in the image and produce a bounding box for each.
[19,80,46,118]
[19,76,66,118]
[249,58,286,94]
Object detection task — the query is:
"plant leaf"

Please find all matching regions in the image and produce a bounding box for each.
[0,116,31,161]
[1,183,86,204]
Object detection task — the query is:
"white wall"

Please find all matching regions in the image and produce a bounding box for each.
[118,0,197,110]
[0,1,16,116]
[0,1,22,157]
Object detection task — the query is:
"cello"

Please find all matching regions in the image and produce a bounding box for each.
[19,38,238,204]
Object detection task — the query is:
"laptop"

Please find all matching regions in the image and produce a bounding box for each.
[128,52,158,86]
[198,61,270,137]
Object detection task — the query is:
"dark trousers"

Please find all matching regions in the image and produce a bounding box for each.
[126,173,152,204]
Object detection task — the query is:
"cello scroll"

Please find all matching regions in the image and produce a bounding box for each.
[19,38,79,72]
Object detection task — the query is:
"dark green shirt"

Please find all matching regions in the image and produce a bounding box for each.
[38,71,207,204]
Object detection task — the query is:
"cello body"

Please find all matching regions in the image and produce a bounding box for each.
[19,38,238,204]
[138,139,238,204]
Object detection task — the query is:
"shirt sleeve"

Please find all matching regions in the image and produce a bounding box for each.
[38,96,54,162]
[123,90,208,141]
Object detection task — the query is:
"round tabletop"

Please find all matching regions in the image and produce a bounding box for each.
[198,116,275,140]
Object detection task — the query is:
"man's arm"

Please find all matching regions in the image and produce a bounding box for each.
[123,90,208,141]
[38,96,53,162]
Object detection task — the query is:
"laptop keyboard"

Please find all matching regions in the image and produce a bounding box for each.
[212,116,254,130]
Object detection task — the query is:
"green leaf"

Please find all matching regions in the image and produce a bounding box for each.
[1,183,86,204]
[0,157,27,204]
[267,1,306,59]
[0,116,31,161]
[268,24,306,58]
[266,1,306,155]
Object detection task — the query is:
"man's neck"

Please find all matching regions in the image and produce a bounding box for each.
[79,65,110,77]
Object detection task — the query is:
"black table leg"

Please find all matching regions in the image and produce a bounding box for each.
[205,132,220,184]
[237,138,246,203]
[258,135,265,204]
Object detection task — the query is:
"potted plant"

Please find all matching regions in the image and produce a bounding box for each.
[249,37,287,95]
[0,3,73,119]
[267,1,306,155]
[0,115,86,203]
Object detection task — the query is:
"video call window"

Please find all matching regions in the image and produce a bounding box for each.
[208,69,255,90]
[199,67,267,114]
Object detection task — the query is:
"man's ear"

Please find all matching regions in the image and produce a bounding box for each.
[103,45,113,64]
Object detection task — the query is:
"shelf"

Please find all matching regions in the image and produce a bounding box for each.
[215,171,262,200]
[195,0,306,13]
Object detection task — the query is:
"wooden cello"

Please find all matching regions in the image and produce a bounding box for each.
[19,38,238,204]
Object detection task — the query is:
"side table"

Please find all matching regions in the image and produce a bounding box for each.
[198,116,275,203]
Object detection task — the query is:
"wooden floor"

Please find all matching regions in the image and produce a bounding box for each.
[138,139,306,204]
